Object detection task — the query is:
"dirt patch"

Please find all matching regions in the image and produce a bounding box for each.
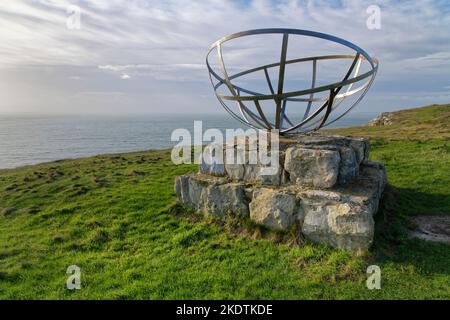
[409,215,450,244]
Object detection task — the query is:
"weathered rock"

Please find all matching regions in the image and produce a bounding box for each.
[174,173,226,211]
[301,201,375,251]
[285,147,340,188]
[201,134,368,188]
[297,189,343,204]
[368,112,394,126]
[200,160,226,177]
[299,160,385,250]
[224,163,245,181]
[337,146,358,185]
[203,183,249,217]
[249,189,299,229]
[199,144,226,176]
[349,138,368,164]
[357,160,387,214]
[174,134,387,251]
[224,146,282,185]
[297,134,369,165]
[174,173,249,217]
[175,174,199,210]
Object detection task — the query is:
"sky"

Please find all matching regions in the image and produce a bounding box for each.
[0,0,449,114]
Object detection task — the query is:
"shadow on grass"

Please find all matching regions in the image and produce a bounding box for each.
[395,188,450,216]
[373,185,450,275]
[166,184,450,276]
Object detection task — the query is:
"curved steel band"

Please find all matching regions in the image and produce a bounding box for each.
[206,28,378,134]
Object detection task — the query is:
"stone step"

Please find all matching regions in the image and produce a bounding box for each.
[200,134,369,189]
[175,158,386,251]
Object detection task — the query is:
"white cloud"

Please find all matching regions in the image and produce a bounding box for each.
[402,52,450,70]
[98,63,204,80]
[1,0,449,77]
[0,0,449,113]
[120,73,131,80]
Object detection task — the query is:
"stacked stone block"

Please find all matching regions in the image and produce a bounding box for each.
[174,134,387,251]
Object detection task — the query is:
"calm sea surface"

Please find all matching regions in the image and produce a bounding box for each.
[0,113,377,169]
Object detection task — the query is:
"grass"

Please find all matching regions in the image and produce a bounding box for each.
[0,104,449,299]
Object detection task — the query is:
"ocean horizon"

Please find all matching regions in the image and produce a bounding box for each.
[0,112,379,169]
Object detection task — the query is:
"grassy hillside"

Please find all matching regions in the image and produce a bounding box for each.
[0,104,449,299]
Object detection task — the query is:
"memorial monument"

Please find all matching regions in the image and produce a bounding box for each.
[174,29,386,251]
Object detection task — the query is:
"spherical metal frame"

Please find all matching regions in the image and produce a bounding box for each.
[206,28,378,135]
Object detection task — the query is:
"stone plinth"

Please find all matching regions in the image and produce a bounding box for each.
[174,134,386,251]
[200,134,369,189]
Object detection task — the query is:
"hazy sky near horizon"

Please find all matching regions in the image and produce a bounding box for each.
[0,0,449,114]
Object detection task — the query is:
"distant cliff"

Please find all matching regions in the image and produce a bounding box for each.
[367,112,394,126]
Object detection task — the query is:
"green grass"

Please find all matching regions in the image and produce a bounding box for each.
[0,104,449,299]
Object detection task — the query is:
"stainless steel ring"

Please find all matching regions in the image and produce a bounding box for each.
[206,28,378,134]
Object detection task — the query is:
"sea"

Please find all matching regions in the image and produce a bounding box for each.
[0,112,378,169]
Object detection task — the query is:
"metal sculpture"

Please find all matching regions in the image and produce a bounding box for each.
[206,29,378,135]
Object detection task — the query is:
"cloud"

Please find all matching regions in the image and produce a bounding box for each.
[71,91,125,97]
[0,0,449,113]
[1,0,449,76]
[98,63,204,80]
[402,52,450,71]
